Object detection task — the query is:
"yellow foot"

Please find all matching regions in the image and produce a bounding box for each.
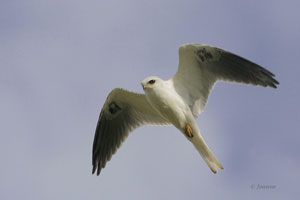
[185,124,194,138]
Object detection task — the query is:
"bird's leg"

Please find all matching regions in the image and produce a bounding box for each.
[184,123,194,138]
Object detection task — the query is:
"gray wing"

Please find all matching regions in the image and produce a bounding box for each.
[92,88,169,175]
[172,44,279,117]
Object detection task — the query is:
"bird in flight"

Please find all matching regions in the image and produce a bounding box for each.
[92,44,279,175]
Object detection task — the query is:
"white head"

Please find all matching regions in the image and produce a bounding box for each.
[141,76,164,91]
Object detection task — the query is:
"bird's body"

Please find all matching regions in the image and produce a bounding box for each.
[142,77,223,173]
[143,78,189,129]
[92,44,279,175]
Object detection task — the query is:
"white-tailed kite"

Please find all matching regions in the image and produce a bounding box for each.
[92,44,279,175]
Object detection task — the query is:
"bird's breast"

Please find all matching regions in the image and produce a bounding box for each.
[146,88,189,128]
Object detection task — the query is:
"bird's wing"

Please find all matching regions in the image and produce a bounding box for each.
[172,44,279,117]
[92,88,170,175]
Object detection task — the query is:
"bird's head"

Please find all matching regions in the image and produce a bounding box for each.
[141,76,163,91]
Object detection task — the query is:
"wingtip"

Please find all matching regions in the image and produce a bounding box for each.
[270,79,279,89]
[92,166,102,176]
[92,165,100,175]
[273,79,280,85]
[271,77,280,88]
[270,84,277,89]
[97,169,101,176]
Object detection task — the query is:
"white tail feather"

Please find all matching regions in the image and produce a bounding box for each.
[191,129,223,174]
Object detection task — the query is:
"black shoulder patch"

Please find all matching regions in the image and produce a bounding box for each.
[196,47,214,62]
[108,102,121,114]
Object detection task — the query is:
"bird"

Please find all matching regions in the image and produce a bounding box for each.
[92,44,279,175]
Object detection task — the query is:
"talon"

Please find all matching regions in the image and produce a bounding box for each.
[185,124,194,138]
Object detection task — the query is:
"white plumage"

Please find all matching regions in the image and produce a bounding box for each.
[92,44,279,175]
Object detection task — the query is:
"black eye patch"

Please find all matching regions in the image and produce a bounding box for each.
[148,80,156,84]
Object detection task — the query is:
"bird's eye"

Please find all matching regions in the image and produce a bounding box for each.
[148,80,156,84]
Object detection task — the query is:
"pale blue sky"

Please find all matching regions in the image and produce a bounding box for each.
[1,0,299,199]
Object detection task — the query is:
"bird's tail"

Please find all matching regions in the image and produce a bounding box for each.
[191,128,223,174]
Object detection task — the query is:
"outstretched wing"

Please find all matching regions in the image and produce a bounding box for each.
[172,44,279,117]
[92,88,169,175]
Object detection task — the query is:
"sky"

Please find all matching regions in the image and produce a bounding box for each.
[0,0,299,199]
